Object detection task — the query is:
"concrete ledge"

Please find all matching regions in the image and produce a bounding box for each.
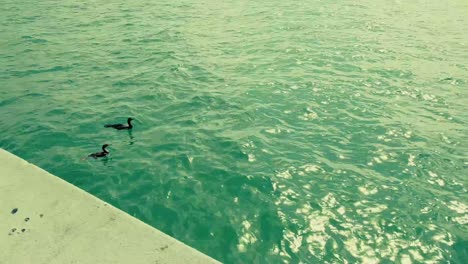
[0,148,220,264]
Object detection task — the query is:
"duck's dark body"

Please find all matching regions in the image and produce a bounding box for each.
[105,118,133,130]
[88,144,110,159]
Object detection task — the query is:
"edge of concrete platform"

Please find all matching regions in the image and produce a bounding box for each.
[0,148,221,264]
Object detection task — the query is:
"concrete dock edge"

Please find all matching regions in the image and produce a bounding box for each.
[0,148,221,264]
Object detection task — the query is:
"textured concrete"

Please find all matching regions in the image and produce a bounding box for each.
[0,148,220,264]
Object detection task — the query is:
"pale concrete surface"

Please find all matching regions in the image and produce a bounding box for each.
[0,149,221,264]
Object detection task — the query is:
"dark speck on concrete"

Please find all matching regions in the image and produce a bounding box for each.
[160,245,169,251]
[25,217,30,222]
[40,214,44,218]
[11,228,17,232]
[21,229,26,232]
[11,208,18,214]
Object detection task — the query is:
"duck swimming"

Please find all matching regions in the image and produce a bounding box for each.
[104,118,134,130]
[88,144,110,159]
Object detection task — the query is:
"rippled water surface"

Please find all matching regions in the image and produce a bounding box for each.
[1,0,467,263]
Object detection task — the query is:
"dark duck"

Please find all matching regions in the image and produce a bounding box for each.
[88,144,110,159]
[104,117,134,130]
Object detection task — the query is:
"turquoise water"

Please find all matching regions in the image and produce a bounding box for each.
[1,0,467,262]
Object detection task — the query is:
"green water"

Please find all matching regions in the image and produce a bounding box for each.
[1,0,467,263]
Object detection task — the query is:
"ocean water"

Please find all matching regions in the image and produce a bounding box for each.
[1,0,467,263]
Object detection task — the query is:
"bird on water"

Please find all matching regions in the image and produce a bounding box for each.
[87,144,110,159]
[104,117,134,130]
